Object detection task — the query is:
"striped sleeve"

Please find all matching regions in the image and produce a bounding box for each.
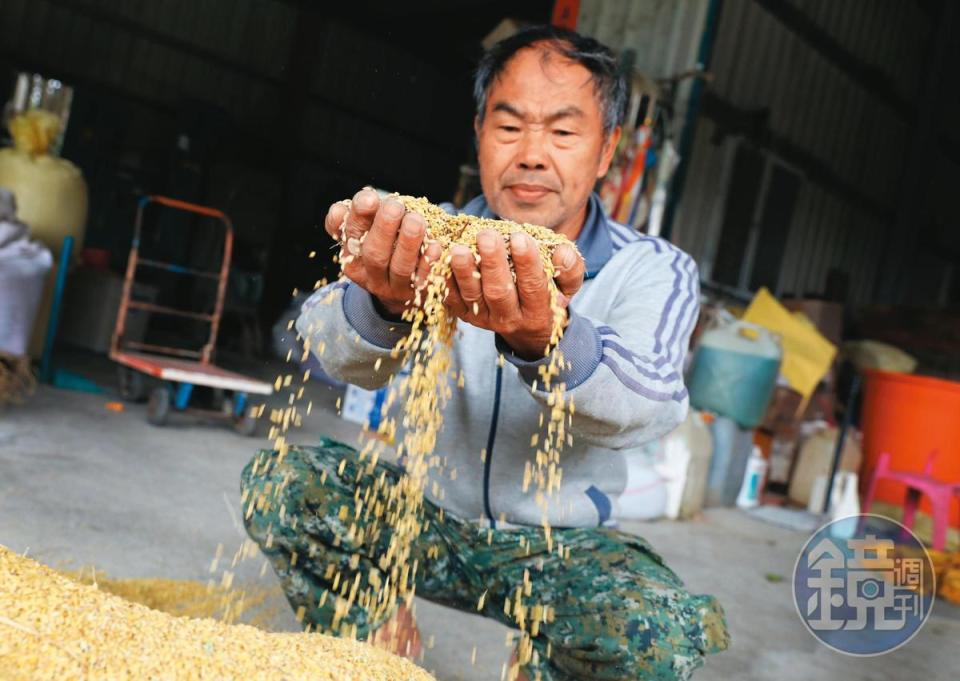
[503,239,700,449]
[605,217,642,251]
[295,280,408,390]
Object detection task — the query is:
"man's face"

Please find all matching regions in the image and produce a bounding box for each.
[475,43,620,239]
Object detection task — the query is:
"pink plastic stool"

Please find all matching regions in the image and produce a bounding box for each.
[861,450,960,550]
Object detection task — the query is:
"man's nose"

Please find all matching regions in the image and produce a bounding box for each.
[516,132,548,171]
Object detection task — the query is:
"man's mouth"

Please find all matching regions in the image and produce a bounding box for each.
[506,184,553,202]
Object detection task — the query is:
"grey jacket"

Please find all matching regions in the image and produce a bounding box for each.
[297,194,699,528]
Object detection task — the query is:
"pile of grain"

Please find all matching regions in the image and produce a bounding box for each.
[393,195,572,265]
[0,545,434,680]
[926,549,960,605]
[65,567,282,628]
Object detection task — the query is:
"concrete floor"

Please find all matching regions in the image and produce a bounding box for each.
[2,360,958,680]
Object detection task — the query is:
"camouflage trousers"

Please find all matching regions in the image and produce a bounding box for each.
[241,439,729,680]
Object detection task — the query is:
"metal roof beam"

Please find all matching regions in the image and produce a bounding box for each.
[699,90,894,225]
[44,0,458,159]
[751,0,914,122]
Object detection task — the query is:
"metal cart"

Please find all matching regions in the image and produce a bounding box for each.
[110,195,272,435]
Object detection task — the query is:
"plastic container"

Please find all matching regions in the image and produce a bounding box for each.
[675,411,713,518]
[809,471,859,515]
[736,446,768,509]
[688,320,782,428]
[705,415,755,507]
[861,369,960,528]
[618,455,667,521]
[827,472,860,540]
[648,410,713,519]
[788,426,862,507]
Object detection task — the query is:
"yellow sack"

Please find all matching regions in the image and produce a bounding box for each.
[7,109,61,155]
[843,339,917,374]
[1,106,88,358]
[743,288,836,401]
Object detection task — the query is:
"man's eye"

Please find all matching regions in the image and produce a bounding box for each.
[499,126,520,133]
[554,130,575,137]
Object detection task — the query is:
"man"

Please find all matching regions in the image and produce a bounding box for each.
[243,25,728,680]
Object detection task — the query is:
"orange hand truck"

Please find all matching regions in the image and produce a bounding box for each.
[109,195,272,435]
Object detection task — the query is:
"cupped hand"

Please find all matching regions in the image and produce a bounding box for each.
[324,188,442,316]
[444,229,585,359]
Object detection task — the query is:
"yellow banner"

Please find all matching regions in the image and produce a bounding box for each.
[743,288,836,400]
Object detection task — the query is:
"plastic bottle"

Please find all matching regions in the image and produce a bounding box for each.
[705,416,754,507]
[828,472,860,540]
[736,446,768,509]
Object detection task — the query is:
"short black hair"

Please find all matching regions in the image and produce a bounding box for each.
[474,25,627,136]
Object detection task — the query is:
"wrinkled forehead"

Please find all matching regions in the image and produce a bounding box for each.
[487,42,601,115]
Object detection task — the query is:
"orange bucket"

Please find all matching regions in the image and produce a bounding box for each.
[860,369,960,528]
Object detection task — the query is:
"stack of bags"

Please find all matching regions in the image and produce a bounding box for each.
[0,188,51,404]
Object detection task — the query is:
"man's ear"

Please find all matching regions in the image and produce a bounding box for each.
[597,125,622,178]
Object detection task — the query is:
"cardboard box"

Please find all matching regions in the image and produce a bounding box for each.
[59,268,156,353]
[782,299,844,347]
[761,386,803,434]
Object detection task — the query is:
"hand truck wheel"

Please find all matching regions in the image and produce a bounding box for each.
[147,387,171,426]
[233,405,259,437]
[118,366,146,402]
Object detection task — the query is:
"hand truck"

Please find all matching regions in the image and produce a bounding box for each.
[109,195,272,435]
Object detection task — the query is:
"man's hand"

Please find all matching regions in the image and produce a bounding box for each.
[324,188,442,317]
[445,229,585,359]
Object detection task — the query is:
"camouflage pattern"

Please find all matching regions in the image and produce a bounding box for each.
[241,439,729,680]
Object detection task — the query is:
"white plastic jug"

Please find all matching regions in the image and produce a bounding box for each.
[829,472,861,539]
[808,470,860,536]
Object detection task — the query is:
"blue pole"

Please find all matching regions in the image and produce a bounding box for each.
[174,382,194,410]
[40,235,74,384]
